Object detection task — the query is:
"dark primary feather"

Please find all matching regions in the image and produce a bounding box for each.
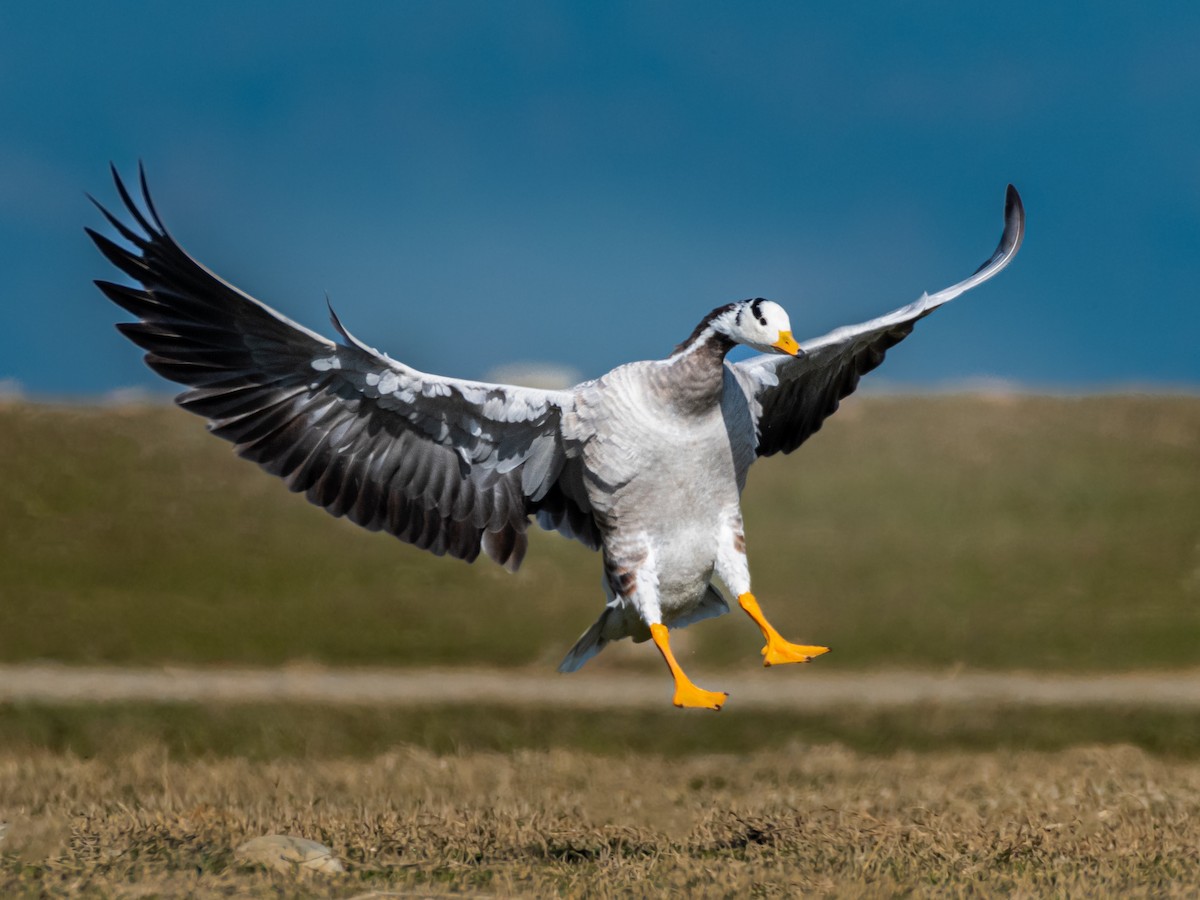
[89,165,600,570]
[752,321,915,456]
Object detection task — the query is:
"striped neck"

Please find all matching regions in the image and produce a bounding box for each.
[670,303,736,358]
[660,325,736,414]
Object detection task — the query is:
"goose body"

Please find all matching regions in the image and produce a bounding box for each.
[89,169,1024,709]
[557,338,761,667]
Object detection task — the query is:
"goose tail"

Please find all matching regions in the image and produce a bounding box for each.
[558,608,616,673]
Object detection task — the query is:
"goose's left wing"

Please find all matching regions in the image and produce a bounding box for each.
[87,166,600,572]
[734,185,1024,457]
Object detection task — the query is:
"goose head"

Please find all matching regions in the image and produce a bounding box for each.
[715,298,801,356]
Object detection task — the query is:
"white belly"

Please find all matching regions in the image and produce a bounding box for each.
[601,412,742,614]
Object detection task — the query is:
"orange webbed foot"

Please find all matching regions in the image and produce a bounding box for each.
[738,592,829,668]
[761,638,830,667]
[672,680,729,710]
[650,622,727,711]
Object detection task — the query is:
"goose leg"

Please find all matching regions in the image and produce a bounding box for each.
[737,592,830,666]
[649,623,728,710]
[607,546,726,710]
[715,511,829,667]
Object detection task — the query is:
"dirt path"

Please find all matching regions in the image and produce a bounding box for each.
[2,663,1199,710]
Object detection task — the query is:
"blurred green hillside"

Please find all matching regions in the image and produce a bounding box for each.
[1,395,1197,671]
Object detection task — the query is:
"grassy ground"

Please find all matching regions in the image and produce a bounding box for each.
[3,737,1199,897]
[2,395,1198,671]
[3,700,1200,760]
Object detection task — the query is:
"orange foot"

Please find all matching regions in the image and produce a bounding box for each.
[649,622,728,711]
[672,680,729,711]
[737,592,830,668]
[761,637,830,667]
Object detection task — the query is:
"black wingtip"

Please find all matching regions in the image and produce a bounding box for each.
[1002,183,1025,257]
[325,294,350,342]
[108,163,156,237]
[970,183,1025,276]
[87,227,148,277]
[86,191,147,246]
[137,161,168,233]
[1004,184,1023,230]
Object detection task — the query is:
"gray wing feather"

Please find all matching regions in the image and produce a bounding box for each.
[737,185,1025,457]
[88,165,600,570]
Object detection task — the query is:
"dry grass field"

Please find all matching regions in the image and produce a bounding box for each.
[3,742,1200,897]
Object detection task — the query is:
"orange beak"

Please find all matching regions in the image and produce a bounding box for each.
[770,330,800,356]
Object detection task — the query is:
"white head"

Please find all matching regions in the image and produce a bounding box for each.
[717,298,801,356]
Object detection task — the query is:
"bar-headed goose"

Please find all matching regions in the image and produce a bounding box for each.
[89,168,1023,710]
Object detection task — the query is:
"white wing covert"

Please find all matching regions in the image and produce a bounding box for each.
[736,185,1025,457]
[88,166,600,571]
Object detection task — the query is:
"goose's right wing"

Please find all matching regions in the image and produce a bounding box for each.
[88,166,600,571]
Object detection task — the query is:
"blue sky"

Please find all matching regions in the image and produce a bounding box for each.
[2,3,1197,396]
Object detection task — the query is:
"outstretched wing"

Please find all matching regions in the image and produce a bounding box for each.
[735,185,1025,457]
[88,165,600,571]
